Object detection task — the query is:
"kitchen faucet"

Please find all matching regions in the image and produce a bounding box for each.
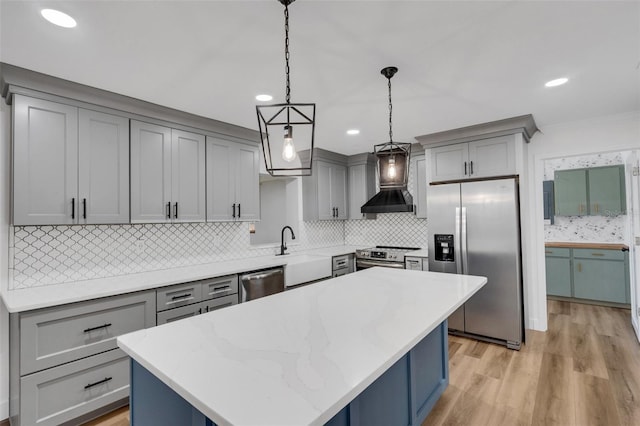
[279,226,296,256]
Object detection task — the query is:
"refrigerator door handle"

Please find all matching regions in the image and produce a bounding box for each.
[461,207,469,274]
[454,207,463,274]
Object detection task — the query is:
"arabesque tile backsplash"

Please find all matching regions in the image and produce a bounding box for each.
[10,214,428,289]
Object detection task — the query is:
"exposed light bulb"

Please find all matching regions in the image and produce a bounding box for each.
[282,125,296,162]
[387,156,397,178]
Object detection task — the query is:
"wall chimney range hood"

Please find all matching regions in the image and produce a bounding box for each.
[361,66,414,214]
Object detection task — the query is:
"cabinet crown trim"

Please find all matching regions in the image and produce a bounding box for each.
[416,114,538,147]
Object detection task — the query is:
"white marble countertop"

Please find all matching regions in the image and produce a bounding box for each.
[1,245,367,313]
[117,268,486,426]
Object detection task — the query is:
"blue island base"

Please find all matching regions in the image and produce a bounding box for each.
[130,321,448,426]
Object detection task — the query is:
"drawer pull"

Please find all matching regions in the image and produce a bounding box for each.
[212,286,230,293]
[545,251,552,254]
[591,253,605,257]
[84,377,112,390]
[83,323,112,333]
[171,293,192,301]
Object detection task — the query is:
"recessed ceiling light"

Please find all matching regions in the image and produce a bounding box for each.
[255,94,273,102]
[545,78,568,87]
[347,129,360,135]
[41,9,77,28]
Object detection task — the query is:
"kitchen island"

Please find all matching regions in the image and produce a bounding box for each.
[117,268,486,426]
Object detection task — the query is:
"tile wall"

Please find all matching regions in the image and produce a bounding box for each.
[544,151,628,243]
[10,220,345,289]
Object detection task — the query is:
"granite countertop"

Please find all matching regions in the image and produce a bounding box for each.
[1,245,366,313]
[117,268,487,426]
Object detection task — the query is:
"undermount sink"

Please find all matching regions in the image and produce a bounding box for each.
[282,254,332,287]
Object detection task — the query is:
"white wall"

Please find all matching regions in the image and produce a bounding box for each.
[523,111,640,332]
[1,98,11,419]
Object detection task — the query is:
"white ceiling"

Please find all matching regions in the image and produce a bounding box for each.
[1,1,638,155]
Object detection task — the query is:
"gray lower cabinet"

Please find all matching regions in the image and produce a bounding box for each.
[545,247,572,297]
[156,275,239,325]
[10,291,156,426]
[20,349,130,426]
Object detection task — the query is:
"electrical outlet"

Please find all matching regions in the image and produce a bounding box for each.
[637,307,640,317]
[636,236,640,246]
[135,238,146,254]
[212,235,221,247]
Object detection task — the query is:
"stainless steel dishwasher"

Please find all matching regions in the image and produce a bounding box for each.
[239,267,285,302]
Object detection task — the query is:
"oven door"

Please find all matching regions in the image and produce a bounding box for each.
[356,259,405,271]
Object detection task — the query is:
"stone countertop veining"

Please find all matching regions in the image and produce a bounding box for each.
[117,268,486,426]
[0,245,368,313]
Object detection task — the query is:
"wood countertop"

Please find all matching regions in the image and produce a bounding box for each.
[545,242,629,251]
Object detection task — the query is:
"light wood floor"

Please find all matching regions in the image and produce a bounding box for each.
[86,301,640,426]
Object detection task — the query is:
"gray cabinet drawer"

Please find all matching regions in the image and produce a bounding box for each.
[20,349,129,426]
[201,275,238,300]
[573,248,625,261]
[20,291,155,375]
[157,303,202,325]
[202,294,237,313]
[332,255,350,270]
[405,257,423,271]
[156,282,202,311]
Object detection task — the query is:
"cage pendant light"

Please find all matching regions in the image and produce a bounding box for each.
[375,66,411,188]
[256,0,315,176]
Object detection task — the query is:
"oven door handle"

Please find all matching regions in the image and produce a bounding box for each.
[356,259,405,269]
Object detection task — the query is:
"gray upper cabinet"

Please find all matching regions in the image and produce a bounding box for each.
[412,155,427,218]
[304,159,348,221]
[131,121,205,223]
[348,154,377,220]
[430,135,515,183]
[206,137,259,221]
[78,109,130,224]
[171,130,206,222]
[13,95,129,225]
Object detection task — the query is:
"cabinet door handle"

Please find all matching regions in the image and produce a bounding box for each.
[545,251,552,254]
[232,203,236,218]
[83,323,112,333]
[464,162,467,176]
[238,203,241,218]
[212,285,230,294]
[84,377,112,390]
[595,203,599,214]
[591,253,604,257]
[577,262,582,272]
[174,202,178,219]
[171,293,192,301]
[336,207,339,217]
[71,198,75,219]
[166,202,171,219]
[83,198,87,219]
[470,161,474,175]
[198,308,202,315]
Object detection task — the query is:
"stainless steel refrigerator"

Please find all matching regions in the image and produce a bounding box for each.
[427,178,524,350]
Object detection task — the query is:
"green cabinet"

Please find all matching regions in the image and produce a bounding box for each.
[545,245,630,304]
[573,248,629,304]
[588,166,626,216]
[554,169,587,216]
[545,248,571,297]
[554,165,626,216]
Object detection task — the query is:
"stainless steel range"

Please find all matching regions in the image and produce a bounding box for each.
[355,246,421,270]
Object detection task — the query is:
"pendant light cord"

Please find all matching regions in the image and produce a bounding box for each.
[284,3,291,105]
[388,77,393,142]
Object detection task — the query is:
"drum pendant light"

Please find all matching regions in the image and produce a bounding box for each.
[256,0,315,176]
[375,67,411,188]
